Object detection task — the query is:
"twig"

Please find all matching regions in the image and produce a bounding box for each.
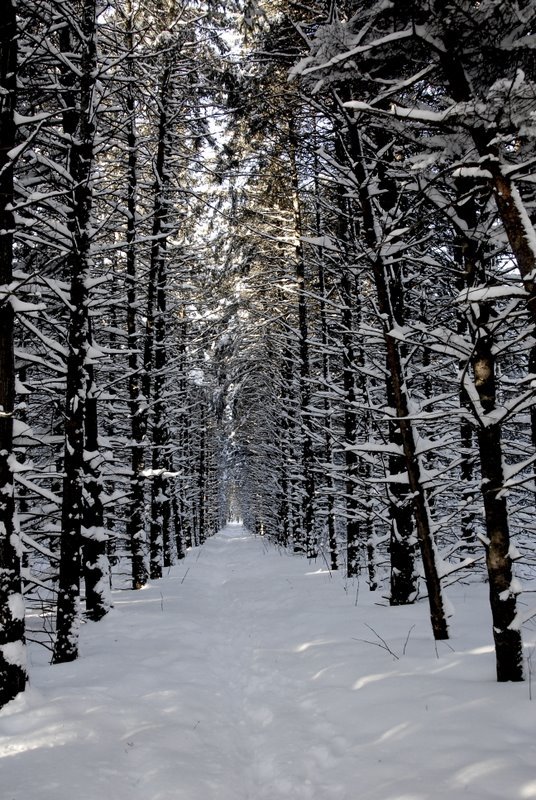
[353,623,399,660]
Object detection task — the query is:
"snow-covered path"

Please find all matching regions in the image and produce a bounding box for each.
[1,524,535,800]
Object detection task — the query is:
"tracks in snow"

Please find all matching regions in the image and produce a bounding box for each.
[182,526,349,800]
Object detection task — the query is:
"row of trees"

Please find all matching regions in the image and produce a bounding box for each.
[0,0,233,707]
[224,0,536,683]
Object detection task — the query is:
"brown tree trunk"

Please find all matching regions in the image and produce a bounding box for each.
[450,171,524,680]
[349,122,448,639]
[473,330,523,680]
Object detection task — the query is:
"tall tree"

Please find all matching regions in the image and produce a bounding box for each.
[52,0,103,664]
[292,0,533,675]
[0,0,27,706]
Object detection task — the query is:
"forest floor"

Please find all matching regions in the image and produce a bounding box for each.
[1,524,536,800]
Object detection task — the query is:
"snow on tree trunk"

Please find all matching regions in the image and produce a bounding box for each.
[53,0,99,665]
[82,357,111,622]
[351,125,449,640]
[150,262,172,579]
[0,0,27,706]
[386,269,418,607]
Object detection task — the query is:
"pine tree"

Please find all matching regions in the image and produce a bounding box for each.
[0,0,28,707]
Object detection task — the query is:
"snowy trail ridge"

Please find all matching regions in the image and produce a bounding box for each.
[1,524,535,800]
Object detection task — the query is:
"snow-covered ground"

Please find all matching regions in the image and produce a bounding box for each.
[1,523,535,800]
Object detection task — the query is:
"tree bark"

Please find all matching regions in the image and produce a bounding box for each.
[349,122,448,639]
[82,356,110,622]
[317,246,338,570]
[0,0,27,706]
[53,0,99,664]
[142,65,172,577]
[340,268,361,577]
[288,120,316,559]
[149,258,171,578]
[427,21,526,666]
[387,268,418,605]
[470,319,524,680]
[123,4,148,590]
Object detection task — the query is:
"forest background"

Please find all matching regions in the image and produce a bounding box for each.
[1,0,536,708]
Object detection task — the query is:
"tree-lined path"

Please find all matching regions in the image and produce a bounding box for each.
[2,524,534,800]
[3,0,536,702]
[2,4,536,789]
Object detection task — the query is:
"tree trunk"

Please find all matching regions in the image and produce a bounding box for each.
[82,356,110,622]
[197,403,206,545]
[340,268,360,577]
[149,260,171,578]
[142,65,172,577]
[53,0,99,664]
[317,249,338,570]
[123,5,148,590]
[0,0,27,706]
[451,171,524,680]
[472,329,523,680]
[349,122,448,639]
[288,121,316,559]
[387,268,418,605]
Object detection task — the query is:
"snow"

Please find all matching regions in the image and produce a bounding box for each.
[342,100,452,124]
[0,641,26,669]
[290,28,415,81]
[1,523,535,800]
[457,285,529,303]
[8,593,25,621]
